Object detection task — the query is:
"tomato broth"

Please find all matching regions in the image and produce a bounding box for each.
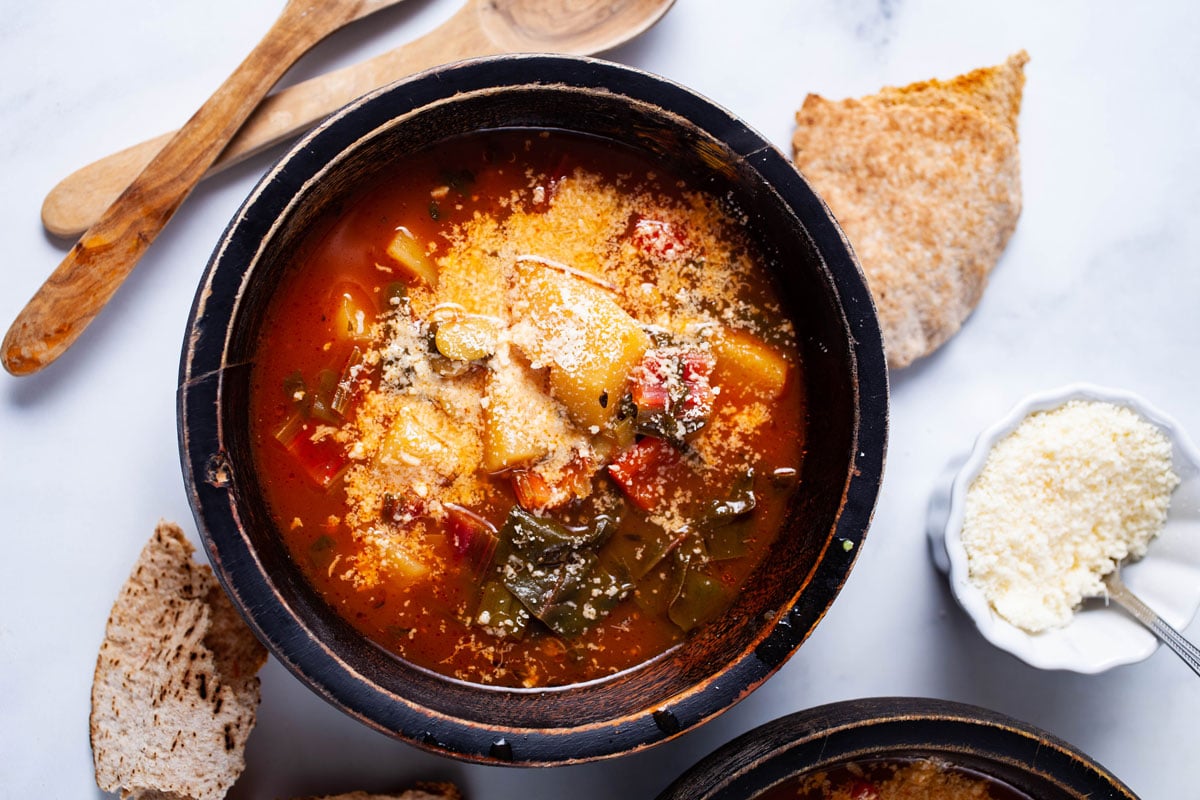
[249,129,807,687]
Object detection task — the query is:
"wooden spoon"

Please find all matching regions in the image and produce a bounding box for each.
[41,0,678,239]
[3,0,411,376]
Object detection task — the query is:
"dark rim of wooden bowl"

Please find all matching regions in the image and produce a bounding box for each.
[655,697,1140,799]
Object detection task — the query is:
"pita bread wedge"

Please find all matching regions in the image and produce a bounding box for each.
[299,784,463,800]
[91,521,267,800]
[793,51,1028,368]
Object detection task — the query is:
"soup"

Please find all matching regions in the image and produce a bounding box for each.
[758,758,1034,800]
[248,129,806,687]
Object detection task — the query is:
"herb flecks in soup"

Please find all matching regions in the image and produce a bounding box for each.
[250,131,805,687]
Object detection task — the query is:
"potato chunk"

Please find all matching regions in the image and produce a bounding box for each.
[483,355,584,472]
[385,226,438,287]
[509,260,650,429]
[378,396,470,480]
[712,328,790,400]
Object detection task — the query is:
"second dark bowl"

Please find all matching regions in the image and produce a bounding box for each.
[657,698,1139,799]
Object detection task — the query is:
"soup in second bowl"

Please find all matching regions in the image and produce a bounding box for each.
[757,757,1034,800]
[248,128,806,687]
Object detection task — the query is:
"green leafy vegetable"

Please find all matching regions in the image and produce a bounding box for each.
[475,508,630,640]
[698,470,756,561]
[475,579,530,640]
[669,571,730,632]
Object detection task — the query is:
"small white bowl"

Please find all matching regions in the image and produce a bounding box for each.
[929,383,1200,673]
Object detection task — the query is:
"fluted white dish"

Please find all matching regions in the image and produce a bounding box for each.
[929,383,1200,673]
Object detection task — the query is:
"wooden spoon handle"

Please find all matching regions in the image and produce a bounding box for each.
[41,3,493,240]
[3,4,364,375]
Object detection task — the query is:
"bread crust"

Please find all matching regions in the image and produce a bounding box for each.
[793,52,1028,368]
[90,521,267,800]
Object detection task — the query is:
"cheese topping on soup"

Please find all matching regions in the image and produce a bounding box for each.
[249,130,806,687]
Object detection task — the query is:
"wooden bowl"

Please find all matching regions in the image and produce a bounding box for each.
[656,697,1139,799]
[178,55,888,765]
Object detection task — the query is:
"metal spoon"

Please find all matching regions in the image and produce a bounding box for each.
[41,0,678,239]
[1102,568,1200,676]
[2,0,412,377]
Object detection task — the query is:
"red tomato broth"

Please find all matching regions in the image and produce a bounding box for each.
[249,129,807,687]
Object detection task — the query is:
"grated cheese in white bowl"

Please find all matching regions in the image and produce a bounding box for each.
[932,384,1200,673]
[961,400,1178,633]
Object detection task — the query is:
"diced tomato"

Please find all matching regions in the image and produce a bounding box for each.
[629,348,715,439]
[630,353,671,413]
[678,351,716,423]
[845,779,880,800]
[607,437,681,511]
[277,418,349,489]
[631,216,689,261]
[512,470,553,511]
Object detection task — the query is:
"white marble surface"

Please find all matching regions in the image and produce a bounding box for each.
[2,1,1198,798]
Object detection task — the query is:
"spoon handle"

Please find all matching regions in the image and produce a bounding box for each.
[3,2,381,375]
[1104,572,1200,677]
[41,2,492,240]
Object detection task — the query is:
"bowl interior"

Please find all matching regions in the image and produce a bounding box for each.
[939,383,1200,674]
[655,698,1138,800]
[179,56,887,763]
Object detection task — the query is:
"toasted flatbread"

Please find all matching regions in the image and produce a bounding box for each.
[793,52,1028,368]
[299,785,463,800]
[90,521,268,800]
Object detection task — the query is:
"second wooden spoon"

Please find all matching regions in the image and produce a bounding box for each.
[41,0,677,240]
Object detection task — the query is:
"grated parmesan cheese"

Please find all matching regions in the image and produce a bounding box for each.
[330,167,795,592]
[961,399,1179,633]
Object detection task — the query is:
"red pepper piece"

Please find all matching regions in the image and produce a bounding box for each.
[511,470,553,511]
[277,420,349,489]
[607,437,681,511]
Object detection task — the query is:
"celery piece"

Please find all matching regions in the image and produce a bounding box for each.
[308,368,342,424]
[283,370,307,409]
[382,281,407,312]
[329,347,363,418]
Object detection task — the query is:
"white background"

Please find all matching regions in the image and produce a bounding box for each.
[2,1,1199,798]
